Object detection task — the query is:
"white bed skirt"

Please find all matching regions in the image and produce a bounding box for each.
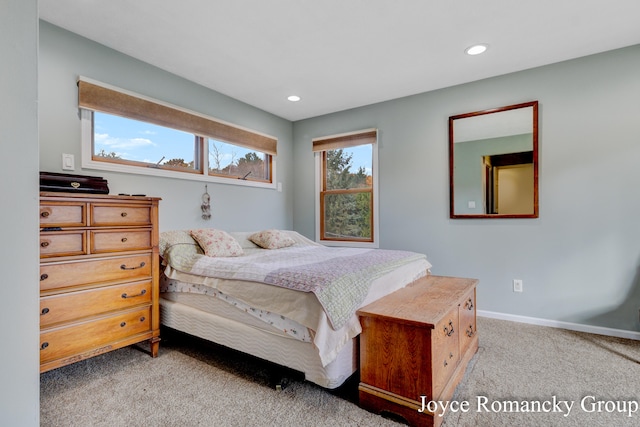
[159,298,358,389]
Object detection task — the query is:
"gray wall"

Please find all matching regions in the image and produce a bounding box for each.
[39,21,294,233]
[293,45,640,332]
[0,0,40,425]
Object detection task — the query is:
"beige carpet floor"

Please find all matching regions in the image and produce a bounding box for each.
[41,317,640,426]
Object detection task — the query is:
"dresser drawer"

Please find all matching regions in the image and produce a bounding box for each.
[40,254,152,292]
[40,306,152,364]
[90,229,152,253]
[459,289,477,355]
[40,231,87,258]
[40,280,152,327]
[431,308,460,398]
[40,202,86,227]
[91,204,152,226]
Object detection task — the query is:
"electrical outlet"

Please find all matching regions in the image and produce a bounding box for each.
[513,279,523,292]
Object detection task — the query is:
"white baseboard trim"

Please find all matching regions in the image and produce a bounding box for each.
[477,310,640,341]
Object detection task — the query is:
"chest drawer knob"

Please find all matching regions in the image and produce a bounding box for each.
[120,261,146,270]
[41,307,50,315]
[465,298,474,311]
[121,289,147,299]
[139,316,146,322]
[121,212,128,217]
[443,320,455,337]
[466,324,476,337]
[40,210,51,218]
[41,342,49,350]
[40,273,49,281]
[121,237,128,243]
[120,322,127,327]
[40,240,50,248]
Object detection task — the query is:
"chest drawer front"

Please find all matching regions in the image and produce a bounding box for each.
[459,289,477,354]
[40,231,86,258]
[90,229,152,253]
[40,202,86,227]
[40,254,152,291]
[91,204,151,226]
[40,306,152,364]
[40,280,152,327]
[431,308,460,398]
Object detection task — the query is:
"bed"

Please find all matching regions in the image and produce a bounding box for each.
[158,229,431,389]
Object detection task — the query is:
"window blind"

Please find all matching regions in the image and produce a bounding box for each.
[312,129,377,152]
[78,78,277,156]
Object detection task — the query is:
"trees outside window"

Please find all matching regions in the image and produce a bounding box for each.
[314,129,377,246]
[322,148,372,241]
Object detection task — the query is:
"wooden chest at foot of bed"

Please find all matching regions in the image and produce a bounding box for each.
[357,275,478,427]
[39,192,161,372]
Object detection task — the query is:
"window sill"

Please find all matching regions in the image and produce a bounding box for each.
[317,239,379,249]
[81,157,277,190]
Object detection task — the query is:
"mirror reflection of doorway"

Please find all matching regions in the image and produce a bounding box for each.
[483,151,534,214]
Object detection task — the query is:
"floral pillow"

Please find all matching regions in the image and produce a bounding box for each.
[189,229,244,257]
[248,229,296,249]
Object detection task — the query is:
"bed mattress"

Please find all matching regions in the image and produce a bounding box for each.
[158,229,431,388]
[159,297,357,389]
[161,257,430,366]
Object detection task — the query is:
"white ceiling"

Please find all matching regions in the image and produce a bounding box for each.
[39,0,640,121]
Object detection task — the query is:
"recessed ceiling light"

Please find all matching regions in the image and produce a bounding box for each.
[287,95,301,102]
[465,44,488,55]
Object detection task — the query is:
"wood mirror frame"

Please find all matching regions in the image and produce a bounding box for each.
[449,101,538,219]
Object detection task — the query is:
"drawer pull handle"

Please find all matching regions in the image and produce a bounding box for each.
[139,316,146,322]
[120,262,145,270]
[449,352,454,359]
[443,360,448,367]
[40,274,49,281]
[121,289,147,299]
[41,307,50,315]
[41,342,49,350]
[443,320,455,337]
[40,240,50,248]
[465,298,474,311]
[466,325,475,338]
[121,237,128,243]
[120,322,126,327]
[121,212,128,217]
[41,211,50,218]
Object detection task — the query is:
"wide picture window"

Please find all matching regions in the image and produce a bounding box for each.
[79,78,276,188]
[314,129,378,247]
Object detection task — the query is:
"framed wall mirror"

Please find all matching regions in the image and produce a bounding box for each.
[449,101,538,218]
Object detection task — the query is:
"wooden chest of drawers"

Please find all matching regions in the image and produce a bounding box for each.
[39,192,161,372]
[358,275,478,427]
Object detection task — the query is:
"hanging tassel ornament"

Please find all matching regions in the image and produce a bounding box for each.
[201,185,211,220]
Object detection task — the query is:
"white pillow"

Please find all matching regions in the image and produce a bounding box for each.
[189,229,244,257]
[248,229,296,249]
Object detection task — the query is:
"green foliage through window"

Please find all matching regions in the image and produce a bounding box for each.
[209,140,268,181]
[322,146,373,241]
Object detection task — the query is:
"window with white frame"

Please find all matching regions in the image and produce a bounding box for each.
[314,129,379,247]
[79,78,276,188]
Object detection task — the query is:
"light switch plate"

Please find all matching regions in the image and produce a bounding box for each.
[62,153,75,171]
